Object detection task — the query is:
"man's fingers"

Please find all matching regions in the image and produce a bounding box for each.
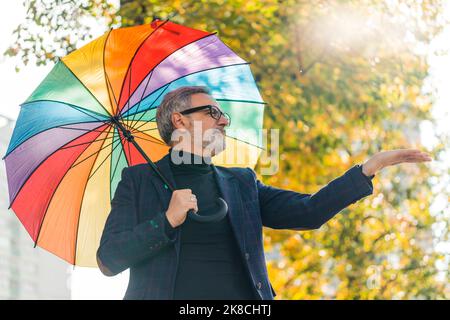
[405,156,432,163]
[187,198,198,213]
[189,202,198,214]
[395,149,432,161]
[393,154,432,164]
[406,152,432,161]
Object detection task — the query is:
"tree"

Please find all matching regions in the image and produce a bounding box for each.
[6,0,449,299]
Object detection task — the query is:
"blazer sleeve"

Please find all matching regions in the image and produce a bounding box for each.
[253,165,374,230]
[97,166,177,276]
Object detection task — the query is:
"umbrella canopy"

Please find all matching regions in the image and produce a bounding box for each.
[2,19,265,267]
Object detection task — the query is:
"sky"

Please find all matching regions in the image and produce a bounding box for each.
[0,1,448,299]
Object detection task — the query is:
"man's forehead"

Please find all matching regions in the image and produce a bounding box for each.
[191,93,221,109]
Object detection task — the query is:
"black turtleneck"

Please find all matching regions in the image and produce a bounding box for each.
[165,148,258,300]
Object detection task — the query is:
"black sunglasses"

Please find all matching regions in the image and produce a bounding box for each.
[180,105,231,126]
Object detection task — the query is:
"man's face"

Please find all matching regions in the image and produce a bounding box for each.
[172,93,230,156]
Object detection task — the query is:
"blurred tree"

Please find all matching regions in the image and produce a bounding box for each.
[4,0,118,71]
[6,0,449,299]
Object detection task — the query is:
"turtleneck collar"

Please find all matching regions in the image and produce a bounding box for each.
[168,147,212,170]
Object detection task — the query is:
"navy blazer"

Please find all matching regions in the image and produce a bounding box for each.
[97,153,374,300]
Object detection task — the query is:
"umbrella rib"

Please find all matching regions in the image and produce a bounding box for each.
[125,112,157,130]
[126,110,157,120]
[118,31,218,117]
[132,134,166,146]
[110,129,127,188]
[105,67,126,126]
[127,138,132,165]
[129,118,157,132]
[122,121,165,145]
[20,99,111,123]
[103,29,126,126]
[59,135,114,150]
[124,105,159,133]
[129,114,157,133]
[123,85,169,132]
[72,125,115,265]
[124,61,133,129]
[131,127,159,134]
[126,95,162,130]
[70,130,116,171]
[33,125,111,249]
[2,120,107,160]
[87,130,123,181]
[122,119,166,146]
[103,29,115,116]
[116,19,172,118]
[118,131,131,167]
[128,66,155,129]
[62,104,110,123]
[57,125,112,134]
[215,98,267,105]
[226,134,266,151]
[59,58,113,118]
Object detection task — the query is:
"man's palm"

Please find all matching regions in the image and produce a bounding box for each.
[363,148,432,176]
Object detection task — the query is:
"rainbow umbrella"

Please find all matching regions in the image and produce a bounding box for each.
[2,19,265,267]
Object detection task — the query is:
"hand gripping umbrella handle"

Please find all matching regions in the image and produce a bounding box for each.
[187,197,228,223]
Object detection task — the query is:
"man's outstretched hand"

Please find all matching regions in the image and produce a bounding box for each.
[362,148,433,177]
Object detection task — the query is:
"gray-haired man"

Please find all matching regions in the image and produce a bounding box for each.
[97,86,432,300]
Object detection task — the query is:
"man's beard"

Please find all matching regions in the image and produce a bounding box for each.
[201,128,226,158]
[171,125,226,160]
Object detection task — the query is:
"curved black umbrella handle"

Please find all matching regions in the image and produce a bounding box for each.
[188,197,228,223]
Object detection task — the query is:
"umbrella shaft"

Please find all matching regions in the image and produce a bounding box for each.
[111,116,175,192]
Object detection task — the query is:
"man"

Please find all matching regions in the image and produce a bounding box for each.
[96,86,432,300]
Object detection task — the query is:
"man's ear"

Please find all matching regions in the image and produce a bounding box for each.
[172,112,188,129]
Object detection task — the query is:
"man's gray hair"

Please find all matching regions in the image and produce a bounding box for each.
[156,86,211,145]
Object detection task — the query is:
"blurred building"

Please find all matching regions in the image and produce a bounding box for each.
[0,114,71,299]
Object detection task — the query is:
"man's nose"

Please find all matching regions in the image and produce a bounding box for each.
[218,114,230,126]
